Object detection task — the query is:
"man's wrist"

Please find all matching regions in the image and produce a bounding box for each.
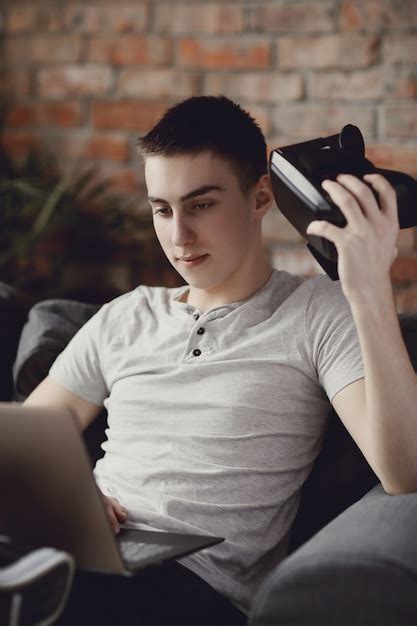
[347,278,397,322]
[346,276,395,314]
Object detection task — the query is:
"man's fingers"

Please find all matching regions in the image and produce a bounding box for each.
[101,494,128,533]
[108,497,128,522]
[363,173,399,225]
[306,219,342,244]
[104,501,121,534]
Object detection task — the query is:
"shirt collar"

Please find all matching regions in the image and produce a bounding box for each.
[169,269,278,318]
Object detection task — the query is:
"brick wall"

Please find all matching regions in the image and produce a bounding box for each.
[1,0,417,309]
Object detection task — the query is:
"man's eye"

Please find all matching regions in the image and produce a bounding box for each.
[153,207,172,217]
[193,202,212,211]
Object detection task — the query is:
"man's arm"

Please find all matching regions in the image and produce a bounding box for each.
[23,375,102,431]
[24,376,127,532]
[307,173,417,495]
[332,286,417,494]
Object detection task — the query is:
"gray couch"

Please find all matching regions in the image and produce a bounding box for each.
[2,282,417,626]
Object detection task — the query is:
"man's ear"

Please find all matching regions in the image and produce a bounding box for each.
[254,175,274,219]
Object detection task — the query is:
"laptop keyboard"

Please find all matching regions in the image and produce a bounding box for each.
[119,539,174,565]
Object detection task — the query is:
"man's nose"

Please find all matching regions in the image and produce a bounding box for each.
[171,214,196,247]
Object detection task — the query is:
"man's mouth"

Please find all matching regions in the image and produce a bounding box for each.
[177,254,209,267]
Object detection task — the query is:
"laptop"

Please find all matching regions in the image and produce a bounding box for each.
[0,403,224,576]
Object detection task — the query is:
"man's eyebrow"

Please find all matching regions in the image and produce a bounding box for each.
[147,185,224,205]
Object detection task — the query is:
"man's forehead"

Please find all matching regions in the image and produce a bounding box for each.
[145,151,230,175]
[144,152,234,199]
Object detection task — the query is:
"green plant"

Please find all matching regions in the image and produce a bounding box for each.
[0,149,174,302]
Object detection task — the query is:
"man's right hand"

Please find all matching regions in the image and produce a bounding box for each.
[100,492,128,534]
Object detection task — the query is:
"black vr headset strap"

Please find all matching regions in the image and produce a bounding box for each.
[306,244,339,281]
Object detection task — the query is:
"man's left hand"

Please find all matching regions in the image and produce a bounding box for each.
[306,173,399,304]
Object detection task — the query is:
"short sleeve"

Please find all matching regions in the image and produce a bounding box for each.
[306,276,364,402]
[49,304,109,406]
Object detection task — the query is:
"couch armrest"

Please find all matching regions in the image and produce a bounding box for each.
[13,299,100,401]
[12,298,106,465]
[250,483,417,626]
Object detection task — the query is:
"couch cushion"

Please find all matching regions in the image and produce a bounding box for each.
[250,484,417,626]
[0,283,33,401]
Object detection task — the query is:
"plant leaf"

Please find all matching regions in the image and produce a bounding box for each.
[31,177,71,236]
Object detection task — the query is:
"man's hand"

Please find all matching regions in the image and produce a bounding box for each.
[100,491,128,534]
[306,173,399,305]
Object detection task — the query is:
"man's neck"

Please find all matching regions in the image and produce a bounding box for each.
[185,262,273,313]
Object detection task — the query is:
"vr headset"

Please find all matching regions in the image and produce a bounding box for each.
[269,124,417,280]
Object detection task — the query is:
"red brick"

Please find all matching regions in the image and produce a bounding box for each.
[36,7,63,32]
[339,0,417,31]
[154,4,244,34]
[10,6,64,33]
[310,66,417,100]
[47,132,130,163]
[3,37,32,65]
[85,134,130,162]
[63,4,148,33]
[366,144,417,178]
[3,36,81,66]
[106,168,143,193]
[310,68,386,100]
[178,37,270,70]
[6,6,39,32]
[271,104,375,140]
[31,35,82,64]
[0,130,39,160]
[37,65,113,98]
[2,102,81,129]
[244,104,271,136]
[118,69,199,99]
[203,72,303,104]
[91,101,168,132]
[39,132,85,161]
[385,69,417,99]
[391,255,417,283]
[383,35,417,64]
[247,2,334,33]
[339,0,362,30]
[5,104,36,127]
[88,36,172,66]
[36,102,82,127]
[278,34,379,69]
[384,104,417,138]
[92,162,145,194]
[0,68,31,97]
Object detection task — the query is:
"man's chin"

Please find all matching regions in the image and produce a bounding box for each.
[178,275,214,290]
[173,267,219,291]
[172,258,212,286]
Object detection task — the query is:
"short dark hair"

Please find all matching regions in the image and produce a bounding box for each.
[137,95,267,193]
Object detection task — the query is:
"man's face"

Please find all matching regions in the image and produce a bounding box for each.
[145,151,266,292]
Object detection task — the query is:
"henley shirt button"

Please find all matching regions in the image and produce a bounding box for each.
[193,312,200,320]
[197,327,205,335]
[192,349,202,357]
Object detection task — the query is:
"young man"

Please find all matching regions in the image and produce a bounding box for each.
[25,96,417,625]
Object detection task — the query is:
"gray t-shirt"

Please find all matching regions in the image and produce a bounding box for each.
[49,269,364,613]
